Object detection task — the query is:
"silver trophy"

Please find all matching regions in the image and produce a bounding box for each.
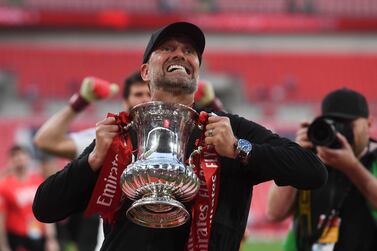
[120,101,201,228]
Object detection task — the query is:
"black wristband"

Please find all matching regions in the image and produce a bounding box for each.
[69,93,89,113]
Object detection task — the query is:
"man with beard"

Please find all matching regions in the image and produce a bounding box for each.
[32,22,327,251]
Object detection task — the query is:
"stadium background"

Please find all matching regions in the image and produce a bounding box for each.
[1,0,377,250]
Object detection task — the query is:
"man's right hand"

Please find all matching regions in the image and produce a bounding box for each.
[295,120,314,150]
[88,117,119,171]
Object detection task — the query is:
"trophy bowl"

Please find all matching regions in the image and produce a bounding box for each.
[120,101,200,228]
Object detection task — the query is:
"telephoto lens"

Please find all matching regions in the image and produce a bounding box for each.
[307,117,354,149]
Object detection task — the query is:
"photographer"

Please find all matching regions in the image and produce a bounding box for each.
[267,88,377,251]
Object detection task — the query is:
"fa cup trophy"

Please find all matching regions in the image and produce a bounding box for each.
[120,101,200,228]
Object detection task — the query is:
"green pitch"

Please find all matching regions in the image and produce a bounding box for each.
[242,239,283,251]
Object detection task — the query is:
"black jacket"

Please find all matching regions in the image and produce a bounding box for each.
[33,112,327,251]
[293,143,377,251]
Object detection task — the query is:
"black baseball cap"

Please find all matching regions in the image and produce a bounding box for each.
[321,88,369,120]
[142,22,205,64]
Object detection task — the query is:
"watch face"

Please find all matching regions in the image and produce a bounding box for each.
[238,139,252,153]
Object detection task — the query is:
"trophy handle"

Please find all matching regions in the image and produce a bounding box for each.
[196,111,217,131]
[123,121,134,131]
[121,121,136,164]
[190,112,216,169]
[190,112,218,168]
[188,146,202,170]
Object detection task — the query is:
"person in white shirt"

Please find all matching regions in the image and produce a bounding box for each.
[33,71,150,251]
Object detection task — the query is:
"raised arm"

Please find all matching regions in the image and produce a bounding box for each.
[34,106,80,159]
[33,77,118,160]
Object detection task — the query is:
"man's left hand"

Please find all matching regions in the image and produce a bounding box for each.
[204,116,237,159]
[316,132,359,172]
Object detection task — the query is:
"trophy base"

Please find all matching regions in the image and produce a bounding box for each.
[126,195,190,228]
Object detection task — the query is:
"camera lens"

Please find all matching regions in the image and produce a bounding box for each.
[307,118,337,147]
[308,117,354,149]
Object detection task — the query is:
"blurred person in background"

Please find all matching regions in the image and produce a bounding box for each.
[267,88,377,251]
[32,21,326,251]
[0,145,59,251]
[194,79,225,112]
[34,71,150,159]
[33,72,150,251]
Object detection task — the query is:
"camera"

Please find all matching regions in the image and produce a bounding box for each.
[307,117,354,149]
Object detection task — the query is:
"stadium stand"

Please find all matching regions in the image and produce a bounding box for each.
[1,0,377,16]
[1,45,377,102]
[1,1,377,248]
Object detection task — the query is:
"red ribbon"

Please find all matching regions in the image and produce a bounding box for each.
[84,111,132,223]
[185,111,221,251]
[185,146,221,251]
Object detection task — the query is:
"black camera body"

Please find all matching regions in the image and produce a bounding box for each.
[307,117,354,149]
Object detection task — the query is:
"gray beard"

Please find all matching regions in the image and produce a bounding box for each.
[154,75,197,95]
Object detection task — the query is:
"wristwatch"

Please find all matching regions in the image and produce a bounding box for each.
[234,138,253,164]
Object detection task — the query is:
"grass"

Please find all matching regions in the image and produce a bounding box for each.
[241,239,284,251]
